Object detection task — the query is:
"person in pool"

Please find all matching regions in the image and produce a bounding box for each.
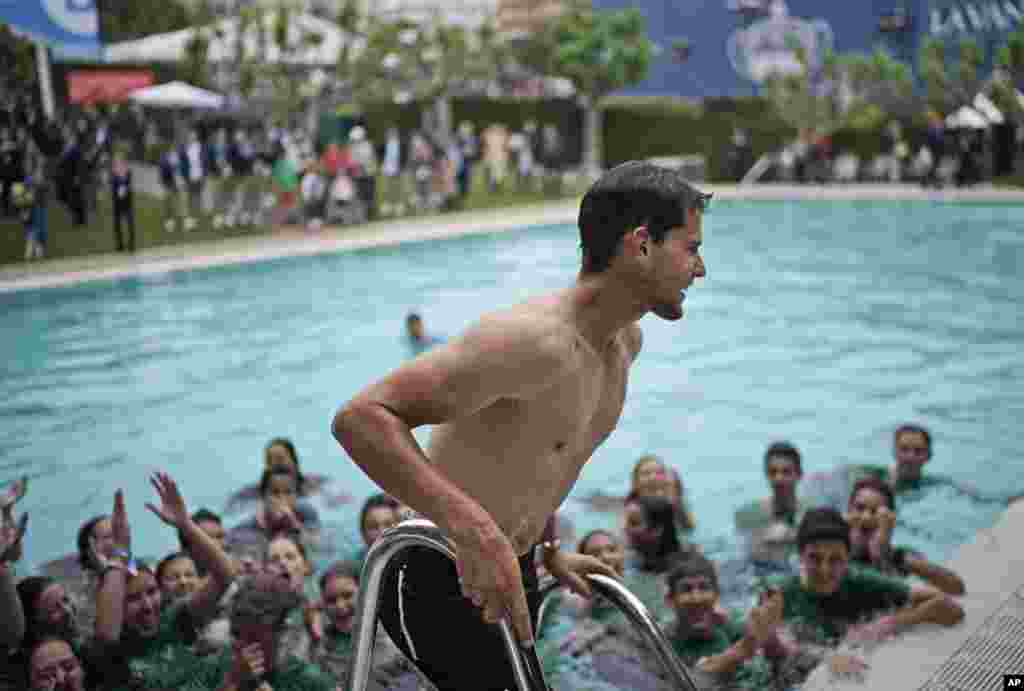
[226,468,320,566]
[624,493,698,574]
[579,455,697,531]
[846,477,965,596]
[334,161,709,690]
[404,312,445,356]
[734,441,805,575]
[223,438,335,516]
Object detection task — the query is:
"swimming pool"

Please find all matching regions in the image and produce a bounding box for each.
[1,200,1021,659]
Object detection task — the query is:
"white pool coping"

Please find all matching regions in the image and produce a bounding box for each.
[802,498,1024,690]
[3,183,1024,295]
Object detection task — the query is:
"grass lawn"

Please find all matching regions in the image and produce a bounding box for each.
[0,169,584,267]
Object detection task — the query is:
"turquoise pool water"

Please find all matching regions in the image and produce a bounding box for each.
[2,200,1022,608]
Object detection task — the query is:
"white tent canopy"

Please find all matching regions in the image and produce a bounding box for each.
[105,11,351,66]
[946,105,989,129]
[972,92,1004,125]
[128,81,225,109]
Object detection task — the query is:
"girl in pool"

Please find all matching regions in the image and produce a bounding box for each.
[226,468,321,565]
[223,438,340,515]
[624,493,699,574]
[563,530,626,621]
[846,477,965,596]
[580,454,697,531]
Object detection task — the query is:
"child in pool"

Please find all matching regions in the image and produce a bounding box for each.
[846,477,965,595]
[624,493,699,574]
[223,438,338,515]
[734,441,805,575]
[580,454,697,531]
[226,468,320,565]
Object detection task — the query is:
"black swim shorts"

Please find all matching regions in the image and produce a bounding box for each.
[377,544,544,691]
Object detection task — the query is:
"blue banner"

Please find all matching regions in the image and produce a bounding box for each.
[0,0,101,60]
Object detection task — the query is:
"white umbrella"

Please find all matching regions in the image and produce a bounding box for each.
[945,105,989,129]
[972,92,1004,124]
[128,81,225,109]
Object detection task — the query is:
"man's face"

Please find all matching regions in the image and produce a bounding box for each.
[646,208,706,321]
[160,556,200,600]
[91,518,115,560]
[30,640,84,691]
[894,431,930,479]
[266,536,309,593]
[799,541,849,595]
[124,572,162,637]
[407,318,424,342]
[666,575,718,639]
[323,575,359,633]
[766,457,801,496]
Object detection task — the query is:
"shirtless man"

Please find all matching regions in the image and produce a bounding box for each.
[333,161,709,689]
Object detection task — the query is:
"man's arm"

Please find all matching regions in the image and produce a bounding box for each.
[332,315,574,641]
[902,551,965,596]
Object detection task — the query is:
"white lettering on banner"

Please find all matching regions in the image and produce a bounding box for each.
[929,0,1024,35]
[41,0,98,36]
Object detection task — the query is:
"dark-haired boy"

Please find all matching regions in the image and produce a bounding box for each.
[768,508,963,661]
[665,554,795,690]
[734,442,804,574]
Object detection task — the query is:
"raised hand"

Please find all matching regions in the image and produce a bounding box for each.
[0,512,28,563]
[746,589,784,648]
[110,489,131,553]
[541,540,620,598]
[454,523,534,645]
[145,472,189,528]
[828,652,869,680]
[0,477,27,518]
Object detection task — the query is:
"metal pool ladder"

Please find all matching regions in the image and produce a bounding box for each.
[346,519,700,691]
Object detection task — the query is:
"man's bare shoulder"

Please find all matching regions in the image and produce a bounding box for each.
[464,304,579,366]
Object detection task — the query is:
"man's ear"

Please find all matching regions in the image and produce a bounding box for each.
[624,226,650,258]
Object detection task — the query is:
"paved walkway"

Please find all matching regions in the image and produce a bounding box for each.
[3,183,1023,295]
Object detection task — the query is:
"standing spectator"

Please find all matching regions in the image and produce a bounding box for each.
[481,122,509,192]
[180,129,206,229]
[158,141,182,232]
[924,110,946,188]
[110,153,135,252]
[540,123,564,193]
[300,161,326,231]
[0,127,24,217]
[16,159,48,261]
[56,125,87,227]
[409,131,434,211]
[349,126,378,220]
[455,121,479,202]
[379,127,403,217]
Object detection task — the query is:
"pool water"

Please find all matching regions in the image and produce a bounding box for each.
[2,200,1022,685]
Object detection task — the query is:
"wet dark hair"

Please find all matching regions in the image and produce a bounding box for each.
[76,515,108,571]
[894,424,932,457]
[796,507,851,553]
[625,494,683,565]
[319,560,361,593]
[265,530,310,567]
[849,476,896,512]
[406,312,422,325]
[578,161,710,274]
[763,441,803,475]
[155,551,194,587]
[578,529,617,556]
[259,467,299,498]
[359,493,401,539]
[17,577,59,649]
[24,636,82,686]
[264,437,306,493]
[666,553,719,596]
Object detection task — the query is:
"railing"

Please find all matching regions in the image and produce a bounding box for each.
[347,519,699,691]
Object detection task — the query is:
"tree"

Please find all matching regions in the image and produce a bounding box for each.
[992,20,1024,121]
[839,49,919,125]
[0,23,36,106]
[918,36,984,116]
[544,3,657,175]
[345,11,505,143]
[97,0,191,43]
[761,36,847,136]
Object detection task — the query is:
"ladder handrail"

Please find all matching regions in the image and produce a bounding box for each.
[536,574,701,691]
[347,519,537,691]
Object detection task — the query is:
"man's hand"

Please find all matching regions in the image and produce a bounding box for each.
[232,642,266,684]
[266,499,303,533]
[453,522,534,645]
[145,473,190,528]
[828,652,869,680]
[541,541,620,598]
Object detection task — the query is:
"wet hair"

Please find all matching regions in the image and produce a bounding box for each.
[359,493,401,538]
[625,494,683,563]
[155,551,194,587]
[76,515,108,571]
[265,438,306,493]
[666,554,719,596]
[796,507,851,553]
[894,424,932,457]
[763,441,802,475]
[578,161,710,274]
[849,476,896,512]
[406,312,422,325]
[319,560,361,593]
[24,636,81,686]
[577,529,617,556]
[17,577,59,649]
[259,467,299,498]
[667,468,697,532]
[230,572,303,635]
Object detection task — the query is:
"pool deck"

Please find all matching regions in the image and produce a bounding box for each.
[2,182,1024,295]
[803,497,1024,691]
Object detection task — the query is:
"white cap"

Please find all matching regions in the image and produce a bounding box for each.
[350,126,366,141]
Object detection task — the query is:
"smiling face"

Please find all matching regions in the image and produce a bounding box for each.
[632,457,669,496]
[124,571,162,637]
[159,555,200,600]
[643,209,706,321]
[581,532,626,577]
[799,540,850,595]
[766,456,801,498]
[29,639,85,691]
[666,575,719,639]
[323,574,359,633]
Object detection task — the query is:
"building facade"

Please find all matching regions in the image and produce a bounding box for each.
[583,0,1023,98]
